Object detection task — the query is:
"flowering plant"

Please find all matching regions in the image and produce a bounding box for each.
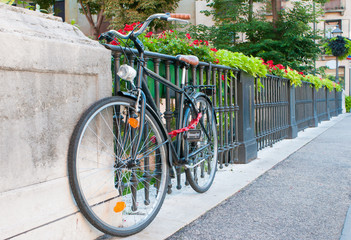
[142,31,217,63]
[214,50,268,78]
[261,59,342,91]
[323,36,351,60]
[103,22,341,91]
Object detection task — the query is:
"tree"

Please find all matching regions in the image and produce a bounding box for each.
[190,0,329,73]
[78,0,107,40]
[78,0,180,40]
[237,2,324,72]
[271,0,281,27]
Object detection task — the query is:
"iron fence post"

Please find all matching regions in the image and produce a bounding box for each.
[287,83,298,139]
[326,88,331,120]
[310,87,319,127]
[236,71,257,163]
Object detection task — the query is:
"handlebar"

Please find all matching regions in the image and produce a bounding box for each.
[99,13,190,41]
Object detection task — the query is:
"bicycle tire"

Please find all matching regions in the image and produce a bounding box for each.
[184,94,218,193]
[68,96,169,237]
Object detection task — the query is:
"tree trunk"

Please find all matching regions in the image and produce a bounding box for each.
[271,0,281,27]
[248,0,253,22]
[78,0,104,40]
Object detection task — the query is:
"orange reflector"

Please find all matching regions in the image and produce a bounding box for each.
[114,201,126,213]
[128,118,139,128]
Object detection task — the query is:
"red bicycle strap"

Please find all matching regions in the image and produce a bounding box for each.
[150,112,202,143]
[168,112,202,138]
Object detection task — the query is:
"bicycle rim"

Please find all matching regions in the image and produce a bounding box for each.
[184,96,218,193]
[68,97,168,237]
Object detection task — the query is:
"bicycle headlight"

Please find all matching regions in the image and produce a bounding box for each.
[117,64,137,82]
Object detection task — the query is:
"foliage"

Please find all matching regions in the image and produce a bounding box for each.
[104,0,180,31]
[3,0,52,12]
[105,22,341,92]
[236,2,322,73]
[346,96,351,113]
[262,59,342,91]
[262,59,302,86]
[78,0,180,39]
[324,36,351,60]
[191,1,323,74]
[142,31,216,63]
[78,0,106,39]
[214,49,267,78]
[32,0,52,10]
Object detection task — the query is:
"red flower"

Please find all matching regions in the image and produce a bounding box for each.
[186,33,191,39]
[214,59,219,64]
[204,40,209,46]
[124,24,133,32]
[211,48,218,52]
[276,64,285,70]
[298,72,303,75]
[192,40,199,46]
[170,30,174,33]
[145,31,153,38]
[284,69,288,73]
[118,29,127,35]
[267,60,273,65]
[221,75,225,81]
[110,39,120,45]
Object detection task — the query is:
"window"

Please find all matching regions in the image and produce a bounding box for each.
[324,0,344,11]
[325,20,342,38]
[54,0,65,22]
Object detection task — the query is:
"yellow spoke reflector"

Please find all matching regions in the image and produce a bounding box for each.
[114,201,126,213]
[128,118,139,128]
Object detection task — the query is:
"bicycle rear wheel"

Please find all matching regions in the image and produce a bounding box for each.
[183,94,218,193]
[68,96,168,237]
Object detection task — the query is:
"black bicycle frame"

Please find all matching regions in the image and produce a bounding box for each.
[126,36,211,165]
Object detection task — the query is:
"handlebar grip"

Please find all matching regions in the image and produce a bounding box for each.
[170,13,191,20]
[98,32,114,42]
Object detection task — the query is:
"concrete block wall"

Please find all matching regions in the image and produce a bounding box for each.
[0,3,111,239]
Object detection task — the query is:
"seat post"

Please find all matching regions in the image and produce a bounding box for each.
[181,64,189,87]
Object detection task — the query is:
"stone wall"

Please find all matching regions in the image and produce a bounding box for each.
[0,3,111,239]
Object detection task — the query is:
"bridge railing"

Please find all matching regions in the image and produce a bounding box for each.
[106,44,343,171]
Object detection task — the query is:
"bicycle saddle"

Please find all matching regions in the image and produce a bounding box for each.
[176,55,199,66]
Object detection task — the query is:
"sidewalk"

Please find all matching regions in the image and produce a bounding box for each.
[108,113,351,240]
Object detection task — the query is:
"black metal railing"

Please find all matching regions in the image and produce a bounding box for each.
[106,44,343,179]
[316,88,328,122]
[254,75,289,150]
[328,90,337,117]
[295,82,314,131]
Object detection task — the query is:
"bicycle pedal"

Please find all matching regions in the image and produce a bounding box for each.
[169,167,176,179]
[184,129,202,142]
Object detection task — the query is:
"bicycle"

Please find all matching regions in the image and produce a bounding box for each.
[68,13,218,237]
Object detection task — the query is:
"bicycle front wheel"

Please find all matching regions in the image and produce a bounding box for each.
[184,95,218,193]
[68,96,169,237]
